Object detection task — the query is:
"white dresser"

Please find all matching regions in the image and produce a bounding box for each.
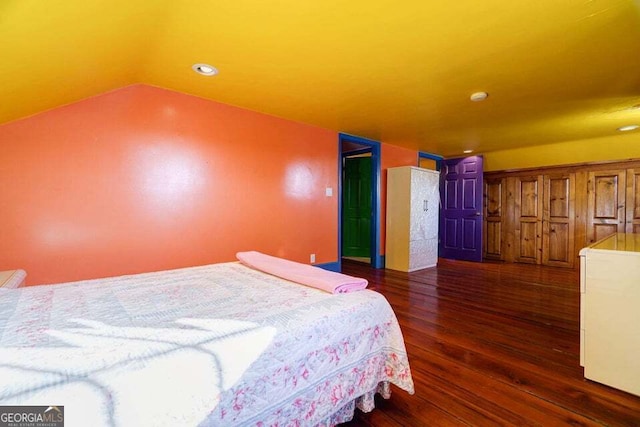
[385,166,440,272]
[579,233,640,396]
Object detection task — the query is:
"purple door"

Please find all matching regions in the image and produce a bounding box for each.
[439,156,484,262]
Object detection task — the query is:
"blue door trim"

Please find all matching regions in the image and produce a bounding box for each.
[314,261,341,272]
[338,133,383,270]
[418,151,444,171]
[342,147,372,157]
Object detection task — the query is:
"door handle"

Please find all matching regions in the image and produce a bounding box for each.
[424,200,429,211]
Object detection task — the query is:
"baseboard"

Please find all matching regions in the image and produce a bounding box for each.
[314,261,341,272]
[316,257,385,272]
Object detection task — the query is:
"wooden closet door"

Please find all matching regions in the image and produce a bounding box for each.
[515,176,543,264]
[586,170,626,244]
[484,178,505,260]
[543,173,575,267]
[627,168,640,234]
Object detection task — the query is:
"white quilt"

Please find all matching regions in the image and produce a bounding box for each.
[0,262,414,426]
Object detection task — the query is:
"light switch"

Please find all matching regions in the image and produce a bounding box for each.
[325,187,333,197]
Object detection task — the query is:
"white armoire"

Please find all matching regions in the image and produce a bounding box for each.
[386,166,440,272]
[579,233,640,397]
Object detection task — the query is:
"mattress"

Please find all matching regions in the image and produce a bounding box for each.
[0,262,414,426]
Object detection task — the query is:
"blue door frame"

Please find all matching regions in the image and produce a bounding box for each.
[418,152,443,171]
[338,133,383,270]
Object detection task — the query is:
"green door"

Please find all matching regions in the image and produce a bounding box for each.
[342,156,372,257]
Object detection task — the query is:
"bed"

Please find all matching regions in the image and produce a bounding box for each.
[0,260,414,426]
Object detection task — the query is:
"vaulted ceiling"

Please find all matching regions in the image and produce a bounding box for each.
[2,0,640,156]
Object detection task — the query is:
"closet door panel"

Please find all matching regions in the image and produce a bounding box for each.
[484,178,504,260]
[627,168,640,234]
[587,170,625,244]
[515,176,543,264]
[543,174,575,267]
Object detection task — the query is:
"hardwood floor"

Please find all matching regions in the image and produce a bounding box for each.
[340,258,640,426]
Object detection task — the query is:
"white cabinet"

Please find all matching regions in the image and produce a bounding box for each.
[579,233,640,397]
[386,166,440,272]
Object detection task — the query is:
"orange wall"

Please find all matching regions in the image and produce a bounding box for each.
[0,85,338,285]
[380,144,419,254]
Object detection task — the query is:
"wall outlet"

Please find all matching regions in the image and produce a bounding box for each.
[310,253,316,263]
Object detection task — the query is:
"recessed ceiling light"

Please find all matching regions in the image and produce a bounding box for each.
[463,149,474,154]
[192,63,218,76]
[617,124,639,132]
[470,92,489,102]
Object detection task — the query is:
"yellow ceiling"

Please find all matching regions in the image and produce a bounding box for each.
[2,0,640,156]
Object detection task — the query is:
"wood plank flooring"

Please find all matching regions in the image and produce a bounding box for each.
[340,258,640,426]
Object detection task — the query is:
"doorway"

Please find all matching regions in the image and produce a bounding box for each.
[342,154,372,262]
[338,133,382,270]
[439,155,484,261]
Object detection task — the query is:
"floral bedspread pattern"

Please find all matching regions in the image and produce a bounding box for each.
[0,262,414,426]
